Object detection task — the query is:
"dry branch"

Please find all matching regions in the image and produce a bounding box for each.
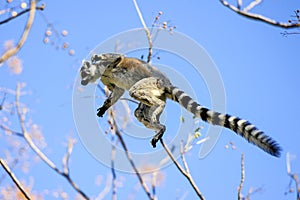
[220,0,300,29]
[0,124,23,137]
[0,1,42,64]
[96,175,112,200]
[15,83,89,200]
[151,171,157,200]
[238,153,245,200]
[62,138,76,175]
[129,3,205,196]
[108,109,153,200]
[111,136,117,200]
[160,139,205,200]
[286,153,300,200]
[0,158,31,200]
[0,4,44,25]
[132,0,153,62]
[180,141,190,175]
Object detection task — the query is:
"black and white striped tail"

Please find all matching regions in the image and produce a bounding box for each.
[169,86,281,157]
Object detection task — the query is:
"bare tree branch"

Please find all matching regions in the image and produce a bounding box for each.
[15,83,90,200]
[238,153,245,200]
[96,175,112,200]
[292,174,300,200]
[245,187,263,200]
[160,139,205,200]
[0,124,23,137]
[237,0,242,10]
[15,84,58,172]
[151,171,157,200]
[0,4,44,25]
[219,0,300,29]
[286,153,300,200]
[108,109,153,200]
[244,0,261,12]
[0,1,44,64]
[124,7,205,197]
[0,93,7,110]
[132,0,153,62]
[281,31,300,36]
[111,136,117,200]
[62,138,76,175]
[180,141,190,175]
[0,158,31,200]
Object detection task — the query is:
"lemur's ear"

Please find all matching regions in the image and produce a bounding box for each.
[91,54,101,64]
[109,55,123,68]
[114,55,123,64]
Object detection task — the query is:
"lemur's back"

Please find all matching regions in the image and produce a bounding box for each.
[102,57,172,90]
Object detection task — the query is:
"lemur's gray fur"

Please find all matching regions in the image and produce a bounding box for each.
[80,53,281,157]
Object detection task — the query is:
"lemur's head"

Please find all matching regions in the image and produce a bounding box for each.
[80,53,123,86]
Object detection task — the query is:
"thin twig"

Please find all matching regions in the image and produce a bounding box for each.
[281,31,300,36]
[245,187,263,200]
[0,93,7,110]
[62,138,75,175]
[238,153,245,200]
[160,139,205,200]
[237,0,242,10]
[64,174,89,200]
[292,174,300,200]
[243,0,262,12]
[111,135,117,200]
[0,158,31,200]
[0,4,45,25]
[109,109,153,200]
[151,171,157,200]
[132,0,153,62]
[219,0,300,29]
[0,124,23,137]
[0,1,42,64]
[15,83,90,200]
[120,97,139,105]
[96,175,112,200]
[0,144,28,185]
[180,141,190,174]
[15,83,59,173]
[286,153,300,200]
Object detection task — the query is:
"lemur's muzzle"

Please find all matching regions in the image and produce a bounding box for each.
[81,79,89,86]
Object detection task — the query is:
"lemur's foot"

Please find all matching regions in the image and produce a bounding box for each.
[96,107,106,117]
[150,126,166,148]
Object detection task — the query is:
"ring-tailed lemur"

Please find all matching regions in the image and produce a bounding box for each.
[80,53,281,157]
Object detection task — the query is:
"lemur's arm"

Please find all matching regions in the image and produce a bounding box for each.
[97,86,124,117]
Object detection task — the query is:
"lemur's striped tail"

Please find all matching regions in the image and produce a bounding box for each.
[168,86,281,157]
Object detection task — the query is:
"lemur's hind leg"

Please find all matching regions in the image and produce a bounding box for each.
[129,77,166,147]
[134,103,166,147]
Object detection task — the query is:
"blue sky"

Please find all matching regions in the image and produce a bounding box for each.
[1,0,300,199]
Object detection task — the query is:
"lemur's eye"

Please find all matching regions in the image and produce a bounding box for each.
[81,70,89,77]
[91,55,97,64]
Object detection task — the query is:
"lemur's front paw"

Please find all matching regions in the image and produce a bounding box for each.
[97,107,106,117]
[151,137,158,148]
